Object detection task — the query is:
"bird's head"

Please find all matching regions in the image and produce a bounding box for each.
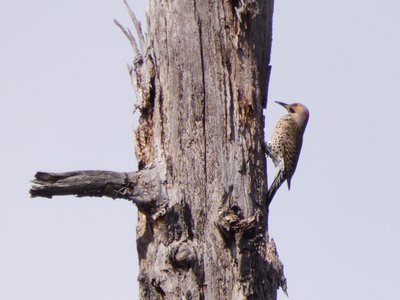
[275,101,309,130]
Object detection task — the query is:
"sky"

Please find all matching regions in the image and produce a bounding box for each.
[1,1,400,299]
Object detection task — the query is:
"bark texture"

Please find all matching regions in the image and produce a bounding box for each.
[127,0,285,299]
[30,167,164,214]
[31,0,287,298]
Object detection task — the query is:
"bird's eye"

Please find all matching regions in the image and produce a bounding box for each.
[289,108,295,113]
[293,104,298,107]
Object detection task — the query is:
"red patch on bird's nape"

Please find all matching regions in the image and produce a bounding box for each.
[304,109,310,119]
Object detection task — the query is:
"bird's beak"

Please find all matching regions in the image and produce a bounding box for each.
[275,101,289,110]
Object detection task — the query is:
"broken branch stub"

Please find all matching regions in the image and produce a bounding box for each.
[30,166,165,214]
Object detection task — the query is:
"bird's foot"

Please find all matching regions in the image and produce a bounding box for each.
[263,141,270,157]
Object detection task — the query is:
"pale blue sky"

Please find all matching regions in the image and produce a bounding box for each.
[2,1,399,299]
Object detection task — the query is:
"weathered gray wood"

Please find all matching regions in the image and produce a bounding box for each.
[122,0,286,299]
[31,0,286,298]
[30,167,164,214]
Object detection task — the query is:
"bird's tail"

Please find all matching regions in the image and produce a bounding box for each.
[266,169,286,207]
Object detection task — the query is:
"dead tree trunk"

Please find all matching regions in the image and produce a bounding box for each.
[31,0,286,299]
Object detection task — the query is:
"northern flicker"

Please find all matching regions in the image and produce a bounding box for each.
[265,101,309,206]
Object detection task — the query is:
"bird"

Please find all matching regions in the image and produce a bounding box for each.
[265,101,309,206]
